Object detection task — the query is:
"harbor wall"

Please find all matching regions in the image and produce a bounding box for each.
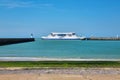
[86,37,120,40]
[0,38,35,46]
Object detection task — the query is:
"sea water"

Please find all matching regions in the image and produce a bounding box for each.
[0,39,120,59]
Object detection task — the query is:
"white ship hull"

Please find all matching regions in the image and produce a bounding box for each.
[41,32,86,40]
[41,37,85,40]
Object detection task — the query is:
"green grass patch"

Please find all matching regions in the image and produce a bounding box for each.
[0,61,120,68]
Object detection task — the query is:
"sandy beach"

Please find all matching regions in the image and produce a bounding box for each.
[0,68,120,80]
[0,73,120,80]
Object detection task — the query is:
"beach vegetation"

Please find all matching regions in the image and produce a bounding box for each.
[0,61,120,68]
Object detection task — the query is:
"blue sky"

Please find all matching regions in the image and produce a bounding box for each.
[0,0,120,38]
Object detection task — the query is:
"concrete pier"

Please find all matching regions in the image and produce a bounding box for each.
[86,37,120,40]
[0,38,35,46]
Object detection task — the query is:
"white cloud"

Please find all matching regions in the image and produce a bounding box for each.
[0,0,53,8]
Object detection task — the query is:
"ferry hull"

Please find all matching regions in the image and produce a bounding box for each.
[41,32,86,40]
[41,38,85,40]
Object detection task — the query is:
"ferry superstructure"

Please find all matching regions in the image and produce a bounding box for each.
[41,32,85,40]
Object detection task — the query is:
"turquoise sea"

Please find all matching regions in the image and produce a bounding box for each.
[0,39,120,59]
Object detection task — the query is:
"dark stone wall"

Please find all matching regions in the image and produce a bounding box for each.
[0,38,35,46]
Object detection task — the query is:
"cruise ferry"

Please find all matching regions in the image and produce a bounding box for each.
[41,32,86,40]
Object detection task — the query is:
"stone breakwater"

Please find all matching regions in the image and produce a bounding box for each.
[0,38,35,46]
[86,37,120,40]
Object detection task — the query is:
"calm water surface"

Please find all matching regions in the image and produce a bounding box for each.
[0,39,120,59]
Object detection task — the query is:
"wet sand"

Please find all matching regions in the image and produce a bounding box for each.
[0,68,120,80]
[0,57,120,61]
